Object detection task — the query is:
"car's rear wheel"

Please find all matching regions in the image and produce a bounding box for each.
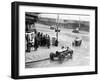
[50,52,55,61]
[72,42,74,46]
[58,54,65,61]
[79,40,82,46]
[70,50,73,59]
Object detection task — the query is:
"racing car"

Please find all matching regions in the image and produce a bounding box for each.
[50,46,73,61]
[72,37,82,47]
[72,28,79,33]
[50,25,55,30]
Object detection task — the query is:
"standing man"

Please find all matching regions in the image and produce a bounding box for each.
[55,38,58,46]
[26,33,31,52]
[34,35,38,51]
[47,35,50,48]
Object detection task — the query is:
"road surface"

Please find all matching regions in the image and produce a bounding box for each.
[25,23,90,68]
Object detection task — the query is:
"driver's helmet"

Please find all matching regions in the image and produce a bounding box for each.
[66,47,69,50]
[61,46,64,49]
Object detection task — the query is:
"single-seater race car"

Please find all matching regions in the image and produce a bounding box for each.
[50,46,73,61]
[72,37,82,47]
[72,28,79,33]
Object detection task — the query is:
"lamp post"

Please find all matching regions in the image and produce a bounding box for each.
[56,14,59,42]
[79,17,81,30]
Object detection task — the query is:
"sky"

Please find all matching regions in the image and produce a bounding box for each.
[39,13,90,21]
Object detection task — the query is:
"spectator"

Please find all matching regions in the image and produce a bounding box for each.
[34,35,38,51]
[55,39,58,46]
[46,35,50,48]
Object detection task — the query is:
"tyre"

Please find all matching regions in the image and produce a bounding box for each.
[50,52,55,61]
[79,40,82,46]
[58,54,65,61]
[70,50,73,59]
[72,42,74,46]
[76,41,78,46]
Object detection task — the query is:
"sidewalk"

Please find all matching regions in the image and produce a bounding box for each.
[25,46,60,63]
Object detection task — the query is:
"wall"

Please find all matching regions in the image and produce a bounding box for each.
[0,0,99,81]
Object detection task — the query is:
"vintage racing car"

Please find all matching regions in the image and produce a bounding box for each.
[72,37,82,47]
[50,25,55,30]
[72,28,79,33]
[50,46,73,61]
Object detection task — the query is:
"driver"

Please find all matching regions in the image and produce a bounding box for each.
[57,46,66,52]
[66,46,71,51]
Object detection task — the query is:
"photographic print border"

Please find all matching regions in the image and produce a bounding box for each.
[11,1,98,79]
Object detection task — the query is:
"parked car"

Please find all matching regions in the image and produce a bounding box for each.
[50,46,73,61]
